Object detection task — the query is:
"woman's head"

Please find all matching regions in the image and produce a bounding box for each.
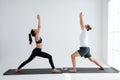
[85,24,92,31]
[28,29,37,44]
[30,29,37,36]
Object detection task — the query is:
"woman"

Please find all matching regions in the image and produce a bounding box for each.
[69,12,104,72]
[16,14,61,73]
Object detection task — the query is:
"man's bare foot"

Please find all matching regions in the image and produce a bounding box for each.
[69,69,76,73]
[99,67,104,70]
[52,69,61,73]
[16,69,21,72]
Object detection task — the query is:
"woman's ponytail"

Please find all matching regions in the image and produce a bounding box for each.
[29,33,32,44]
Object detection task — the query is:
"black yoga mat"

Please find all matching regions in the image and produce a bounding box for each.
[3,67,119,75]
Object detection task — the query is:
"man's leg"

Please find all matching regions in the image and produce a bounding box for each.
[69,51,80,72]
[88,57,104,70]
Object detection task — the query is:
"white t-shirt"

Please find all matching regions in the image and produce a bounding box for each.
[80,29,88,47]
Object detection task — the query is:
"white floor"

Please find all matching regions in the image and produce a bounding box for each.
[1,67,120,80]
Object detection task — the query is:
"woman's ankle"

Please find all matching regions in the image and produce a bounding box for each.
[16,68,21,72]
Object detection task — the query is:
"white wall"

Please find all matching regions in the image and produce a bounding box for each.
[108,0,120,70]
[0,0,104,72]
[101,0,109,64]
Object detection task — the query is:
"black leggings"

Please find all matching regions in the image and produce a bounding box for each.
[17,48,55,69]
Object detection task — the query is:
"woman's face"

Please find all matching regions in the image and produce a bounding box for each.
[33,29,38,34]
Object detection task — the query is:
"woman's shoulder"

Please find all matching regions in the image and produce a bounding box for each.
[35,34,40,39]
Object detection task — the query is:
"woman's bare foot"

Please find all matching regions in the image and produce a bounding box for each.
[52,68,61,73]
[16,69,21,72]
[69,68,76,73]
[99,67,104,70]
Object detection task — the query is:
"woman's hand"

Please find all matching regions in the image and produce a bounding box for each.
[37,14,40,20]
[80,12,83,17]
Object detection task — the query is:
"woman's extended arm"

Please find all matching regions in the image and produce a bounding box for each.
[37,14,40,33]
[80,12,85,30]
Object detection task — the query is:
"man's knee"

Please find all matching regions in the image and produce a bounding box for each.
[71,53,75,58]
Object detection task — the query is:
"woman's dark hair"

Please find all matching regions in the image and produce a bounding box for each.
[28,29,36,44]
[86,24,92,31]
[31,29,36,36]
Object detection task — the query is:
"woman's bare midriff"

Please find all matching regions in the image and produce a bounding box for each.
[36,43,42,48]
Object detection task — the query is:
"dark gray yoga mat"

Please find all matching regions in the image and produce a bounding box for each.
[3,67,119,75]
[3,68,62,75]
[62,67,119,73]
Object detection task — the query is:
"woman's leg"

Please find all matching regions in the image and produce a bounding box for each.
[69,51,80,72]
[16,52,36,71]
[88,57,104,70]
[38,51,61,72]
[38,51,55,69]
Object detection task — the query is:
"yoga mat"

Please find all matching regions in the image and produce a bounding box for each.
[62,67,119,73]
[3,67,119,75]
[3,68,62,75]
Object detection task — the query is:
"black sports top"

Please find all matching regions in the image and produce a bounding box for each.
[36,37,42,44]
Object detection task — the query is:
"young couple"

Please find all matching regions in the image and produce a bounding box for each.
[16,12,104,73]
